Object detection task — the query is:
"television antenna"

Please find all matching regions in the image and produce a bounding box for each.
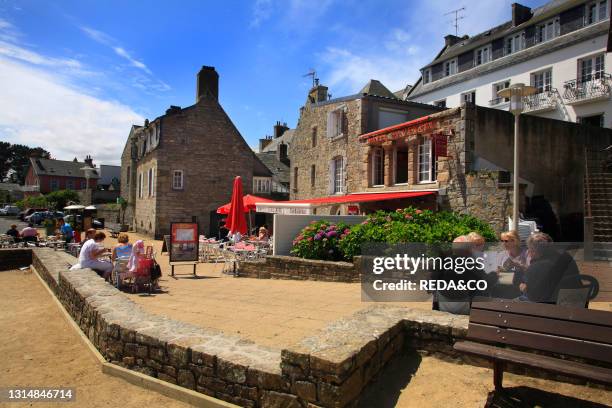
[445,7,466,36]
[302,68,318,88]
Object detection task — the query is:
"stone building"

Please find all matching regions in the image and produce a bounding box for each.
[359,104,612,238]
[256,121,294,200]
[120,66,271,238]
[288,79,443,212]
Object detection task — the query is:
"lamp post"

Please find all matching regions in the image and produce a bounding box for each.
[80,166,96,205]
[497,83,537,232]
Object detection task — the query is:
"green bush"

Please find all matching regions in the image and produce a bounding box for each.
[290,220,351,261]
[291,207,497,262]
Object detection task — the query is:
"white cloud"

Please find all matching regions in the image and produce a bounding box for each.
[0,39,82,68]
[0,57,142,165]
[112,46,152,74]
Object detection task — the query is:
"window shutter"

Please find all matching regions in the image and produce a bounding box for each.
[342,156,348,194]
[328,160,335,194]
[342,110,348,135]
[327,111,334,137]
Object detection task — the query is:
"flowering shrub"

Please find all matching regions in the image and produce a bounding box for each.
[290,220,350,261]
[290,207,497,262]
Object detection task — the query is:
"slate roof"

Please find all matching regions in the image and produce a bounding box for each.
[359,80,398,99]
[260,129,295,153]
[256,152,289,184]
[29,158,99,178]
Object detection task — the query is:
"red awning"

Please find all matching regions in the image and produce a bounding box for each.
[269,191,435,206]
[217,194,276,214]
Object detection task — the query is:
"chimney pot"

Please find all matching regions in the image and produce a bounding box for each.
[197,65,219,102]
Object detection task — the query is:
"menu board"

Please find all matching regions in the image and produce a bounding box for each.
[170,222,199,263]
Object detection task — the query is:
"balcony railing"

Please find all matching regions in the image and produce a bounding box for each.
[523,88,558,113]
[488,97,509,107]
[563,73,612,104]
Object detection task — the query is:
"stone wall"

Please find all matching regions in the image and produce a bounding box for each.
[0,248,32,271]
[238,256,360,283]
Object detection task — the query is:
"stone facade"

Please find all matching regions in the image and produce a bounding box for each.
[239,256,360,282]
[120,67,271,238]
[289,82,442,215]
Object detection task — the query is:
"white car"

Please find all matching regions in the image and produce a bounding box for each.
[0,205,20,216]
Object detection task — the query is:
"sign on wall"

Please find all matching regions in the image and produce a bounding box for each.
[169,222,199,263]
[255,205,312,215]
[434,134,448,158]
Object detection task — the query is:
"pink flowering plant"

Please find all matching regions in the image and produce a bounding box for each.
[290,220,350,261]
[290,207,496,262]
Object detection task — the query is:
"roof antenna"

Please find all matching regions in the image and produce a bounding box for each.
[445,7,466,36]
[302,68,318,88]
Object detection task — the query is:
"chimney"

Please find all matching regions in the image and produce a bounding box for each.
[444,34,464,47]
[259,136,273,152]
[307,83,328,104]
[277,143,289,164]
[196,66,219,102]
[512,3,532,26]
[273,121,289,138]
[84,155,94,167]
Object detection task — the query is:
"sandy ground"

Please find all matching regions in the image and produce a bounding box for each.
[0,269,191,408]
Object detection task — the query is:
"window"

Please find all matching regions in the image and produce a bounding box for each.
[253,177,271,193]
[372,148,384,186]
[444,58,457,76]
[293,167,298,192]
[461,90,476,104]
[418,139,437,183]
[475,45,490,66]
[422,68,432,84]
[531,70,552,92]
[434,99,447,108]
[493,81,511,103]
[579,54,605,83]
[126,166,130,186]
[331,156,344,194]
[378,108,407,129]
[579,114,604,127]
[586,0,608,25]
[81,180,86,189]
[505,32,524,55]
[394,147,409,184]
[326,107,345,138]
[50,179,59,191]
[138,173,143,198]
[66,180,74,190]
[310,165,316,188]
[536,18,560,43]
[172,170,184,190]
[312,127,317,147]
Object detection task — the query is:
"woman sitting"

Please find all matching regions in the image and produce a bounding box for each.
[498,230,528,297]
[112,233,132,262]
[257,226,270,241]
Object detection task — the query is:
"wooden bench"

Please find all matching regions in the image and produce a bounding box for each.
[454,298,612,393]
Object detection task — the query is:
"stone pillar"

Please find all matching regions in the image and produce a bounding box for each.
[362,145,373,189]
[383,142,394,187]
[408,138,417,185]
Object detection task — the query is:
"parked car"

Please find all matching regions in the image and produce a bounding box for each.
[19,208,47,221]
[26,211,51,225]
[0,205,20,216]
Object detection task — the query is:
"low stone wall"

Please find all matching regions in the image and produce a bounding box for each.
[239,256,360,283]
[0,248,32,271]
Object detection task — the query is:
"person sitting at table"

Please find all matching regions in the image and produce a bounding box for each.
[6,224,20,242]
[112,233,132,262]
[519,232,563,303]
[257,226,270,241]
[21,223,39,244]
[58,219,73,244]
[71,231,113,278]
[499,230,528,287]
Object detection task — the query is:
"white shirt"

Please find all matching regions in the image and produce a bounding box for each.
[79,239,99,265]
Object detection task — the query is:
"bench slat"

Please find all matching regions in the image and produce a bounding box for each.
[470,309,612,345]
[454,340,612,385]
[468,323,612,364]
[472,298,612,327]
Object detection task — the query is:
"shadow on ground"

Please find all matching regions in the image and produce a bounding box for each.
[486,386,610,408]
[357,350,422,408]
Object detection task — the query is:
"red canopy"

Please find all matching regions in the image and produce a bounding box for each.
[269,191,435,205]
[225,176,248,235]
[216,194,276,214]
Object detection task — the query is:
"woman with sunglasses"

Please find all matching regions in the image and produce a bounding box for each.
[497,230,528,297]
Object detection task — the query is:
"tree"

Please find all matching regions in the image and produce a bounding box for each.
[0,143,51,183]
[0,142,11,182]
[46,189,80,210]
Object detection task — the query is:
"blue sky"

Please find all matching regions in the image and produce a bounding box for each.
[0,0,545,165]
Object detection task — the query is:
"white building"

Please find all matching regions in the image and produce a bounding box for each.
[407,0,611,128]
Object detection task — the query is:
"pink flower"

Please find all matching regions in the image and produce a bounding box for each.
[307,237,313,241]
[415,209,423,214]
[405,215,413,220]
[344,229,350,234]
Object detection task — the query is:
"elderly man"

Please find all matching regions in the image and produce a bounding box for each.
[72,231,113,278]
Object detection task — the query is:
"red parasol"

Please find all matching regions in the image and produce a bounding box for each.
[216,194,276,214]
[225,176,248,235]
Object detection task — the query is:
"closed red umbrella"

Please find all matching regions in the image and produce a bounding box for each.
[225,176,248,235]
[216,194,276,214]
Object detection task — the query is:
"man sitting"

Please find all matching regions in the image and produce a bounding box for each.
[20,223,39,244]
[71,231,113,278]
[6,224,20,242]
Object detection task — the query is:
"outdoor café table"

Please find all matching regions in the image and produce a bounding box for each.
[490,272,521,299]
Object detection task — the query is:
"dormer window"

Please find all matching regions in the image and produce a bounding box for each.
[474,45,490,66]
[422,68,432,84]
[586,0,608,25]
[535,18,560,43]
[444,58,457,76]
[505,32,524,55]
